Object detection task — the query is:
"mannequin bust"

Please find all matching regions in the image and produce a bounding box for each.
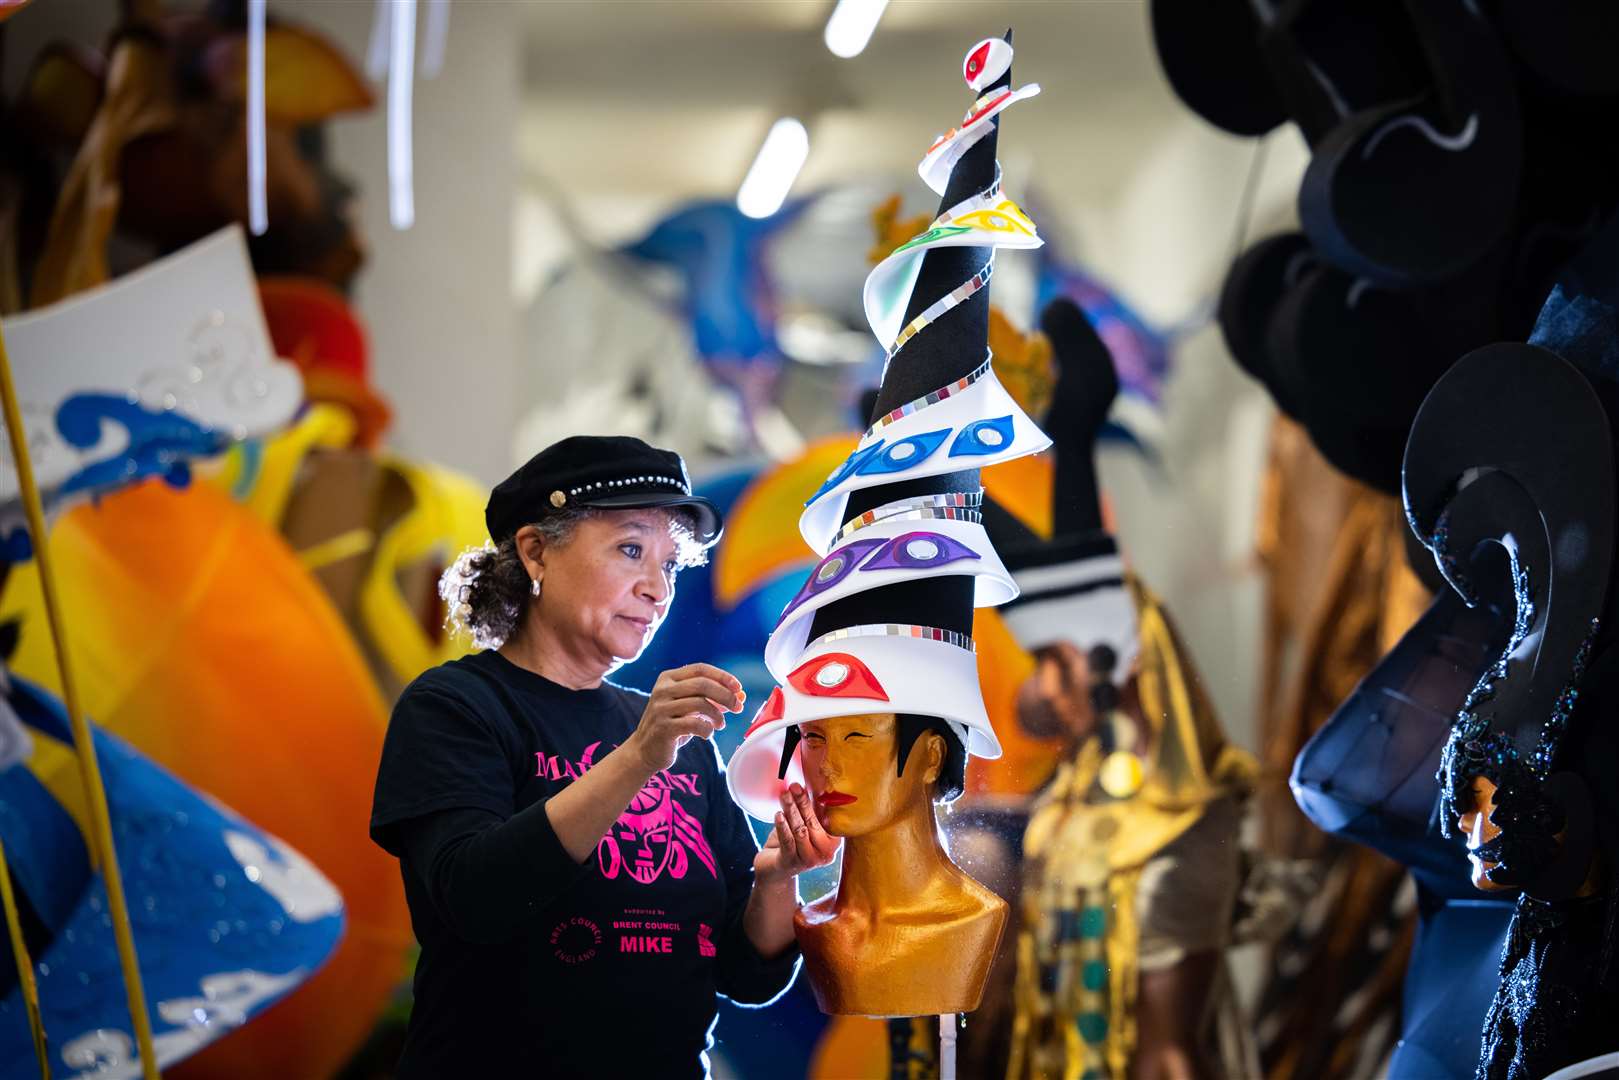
[1457,776,1604,897]
[792,712,1009,1016]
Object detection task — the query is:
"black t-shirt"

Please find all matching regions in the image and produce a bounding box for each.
[369,650,799,1079]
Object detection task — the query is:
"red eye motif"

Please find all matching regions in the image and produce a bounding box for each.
[745,688,786,736]
[788,653,889,702]
[963,38,1012,91]
[964,42,990,85]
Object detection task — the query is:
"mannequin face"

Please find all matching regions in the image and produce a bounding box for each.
[1457,776,1511,892]
[799,713,942,838]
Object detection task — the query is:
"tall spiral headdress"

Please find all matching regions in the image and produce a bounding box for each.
[728,33,1050,819]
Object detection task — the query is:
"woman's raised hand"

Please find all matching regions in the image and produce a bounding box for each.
[627,663,746,773]
[755,783,841,886]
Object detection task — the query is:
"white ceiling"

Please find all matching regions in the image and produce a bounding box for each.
[516,1,1210,235]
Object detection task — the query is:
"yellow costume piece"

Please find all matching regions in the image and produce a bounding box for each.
[200,403,485,698]
[1008,577,1258,1080]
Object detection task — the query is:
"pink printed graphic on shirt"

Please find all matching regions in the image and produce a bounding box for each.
[697,923,717,958]
[599,785,718,884]
[536,740,718,885]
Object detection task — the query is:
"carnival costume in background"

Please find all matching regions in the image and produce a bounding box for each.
[0,671,345,1078]
[1297,216,1619,1080]
[0,221,375,1075]
[727,32,1052,1019]
[0,4,454,1071]
[1150,3,1619,1073]
[993,300,1259,1080]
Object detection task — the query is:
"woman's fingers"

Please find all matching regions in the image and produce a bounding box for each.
[663,676,744,712]
[667,663,743,697]
[666,715,718,743]
[780,787,809,838]
[790,784,818,832]
[659,696,726,728]
[791,784,840,862]
[773,811,796,858]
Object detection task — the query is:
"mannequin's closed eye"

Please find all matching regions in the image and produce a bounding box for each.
[803,732,826,746]
[845,732,871,742]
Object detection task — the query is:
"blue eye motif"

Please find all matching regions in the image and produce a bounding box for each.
[862,530,982,572]
[856,428,949,476]
[776,538,886,624]
[948,415,1014,457]
[807,441,886,505]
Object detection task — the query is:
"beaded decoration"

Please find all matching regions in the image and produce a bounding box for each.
[565,474,689,498]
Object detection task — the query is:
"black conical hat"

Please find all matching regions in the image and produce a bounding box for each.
[728,31,1047,820]
[807,32,1016,643]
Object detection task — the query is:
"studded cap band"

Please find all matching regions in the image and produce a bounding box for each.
[564,474,689,499]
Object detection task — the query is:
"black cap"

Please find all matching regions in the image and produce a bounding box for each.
[485,435,723,545]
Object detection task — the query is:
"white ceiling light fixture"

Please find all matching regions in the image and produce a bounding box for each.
[246,0,267,235]
[387,0,418,230]
[824,0,889,59]
[737,118,809,220]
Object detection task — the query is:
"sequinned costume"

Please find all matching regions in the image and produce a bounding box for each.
[1296,216,1619,1079]
[989,301,1259,1079]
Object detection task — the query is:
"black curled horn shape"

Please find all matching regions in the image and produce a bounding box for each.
[1404,342,1615,894]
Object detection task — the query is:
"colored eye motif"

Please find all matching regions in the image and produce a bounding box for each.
[862,530,982,573]
[856,428,949,476]
[744,687,786,737]
[963,38,1012,92]
[949,415,1014,457]
[807,441,886,505]
[788,652,889,702]
[776,537,886,623]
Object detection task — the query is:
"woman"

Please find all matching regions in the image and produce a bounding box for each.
[369,435,838,1079]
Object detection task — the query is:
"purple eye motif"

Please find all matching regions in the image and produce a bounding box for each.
[776,537,886,624]
[862,530,982,572]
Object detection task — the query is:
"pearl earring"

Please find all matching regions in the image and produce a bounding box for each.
[530,578,542,598]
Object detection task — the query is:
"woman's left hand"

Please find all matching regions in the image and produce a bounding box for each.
[754,783,840,886]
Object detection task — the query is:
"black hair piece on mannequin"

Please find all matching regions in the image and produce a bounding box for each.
[777,725,803,781]
[897,714,965,802]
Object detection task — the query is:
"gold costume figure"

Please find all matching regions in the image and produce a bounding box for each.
[1008,577,1258,1080]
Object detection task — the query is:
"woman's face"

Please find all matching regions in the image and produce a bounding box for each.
[531,510,682,669]
[799,712,939,837]
[1457,776,1511,892]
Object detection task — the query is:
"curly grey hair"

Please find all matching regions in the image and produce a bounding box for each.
[440,506,707,651]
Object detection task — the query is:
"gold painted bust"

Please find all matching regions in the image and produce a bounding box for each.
[794,712,1008,1017]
